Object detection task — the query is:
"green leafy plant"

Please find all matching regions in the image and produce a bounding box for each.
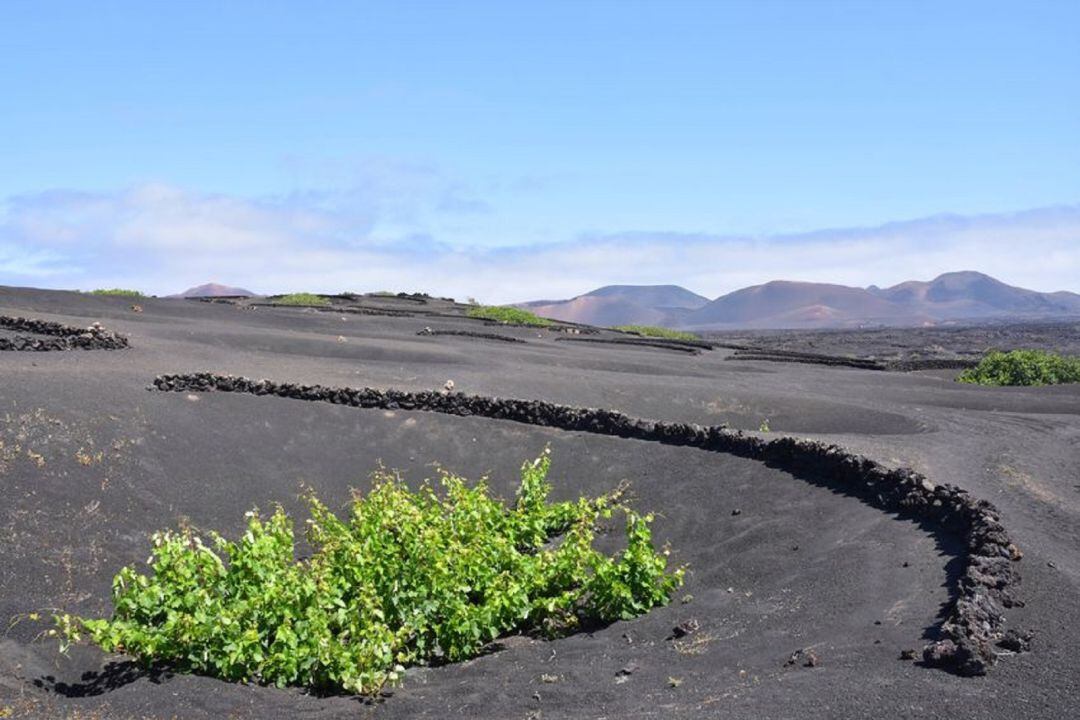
[274,293,330,307]
[958,349,1080,386]
[89,288,144,297]
[466,305,553,327]
[613,325,699,342]
[55,450,682,695]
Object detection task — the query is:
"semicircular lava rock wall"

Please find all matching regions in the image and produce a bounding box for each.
[0,316,129,351]
[151,372,1024,677]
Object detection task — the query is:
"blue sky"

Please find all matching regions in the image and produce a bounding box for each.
[2,0,1078,299]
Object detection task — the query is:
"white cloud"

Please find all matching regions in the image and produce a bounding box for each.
[2,183,1078,302]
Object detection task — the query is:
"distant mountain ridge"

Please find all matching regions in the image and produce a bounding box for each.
[170,283,255,298]
[518,272,1080,330]
[518,285,709,327]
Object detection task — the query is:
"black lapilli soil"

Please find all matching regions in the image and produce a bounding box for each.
[0,286,1077,719]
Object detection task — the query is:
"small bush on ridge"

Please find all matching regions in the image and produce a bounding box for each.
[613,325,698,342]
[55,450,682,694]
[958,349,1080,386]
[274,293,330,307]
[90,288,144,297]
[466,305,552,327]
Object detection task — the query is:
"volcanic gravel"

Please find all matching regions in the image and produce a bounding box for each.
[1,287,1078,720]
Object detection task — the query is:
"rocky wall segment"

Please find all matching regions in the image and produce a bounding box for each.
[0,316,129,351]
[416,328,528,343]
[557,336,714,352]
[555,337,702,354]
[726,350,978,373]
[885,358,979,372]
[726,350,885,370]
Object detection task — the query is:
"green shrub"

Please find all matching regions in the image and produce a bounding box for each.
[613,325,698,342]
[958,349,1080,386]
[55,450,682,694]
[466,305,553,327]
[89,288,143,297]
[274,293,330,307]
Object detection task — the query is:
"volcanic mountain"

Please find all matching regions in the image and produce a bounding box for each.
[869,271,1080,318]
[517,284,709,326]
[522,273,1080,330]
[683,272,1080,329]
[170,283,255,298]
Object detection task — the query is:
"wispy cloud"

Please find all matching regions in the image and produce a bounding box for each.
[2,182,1078,302]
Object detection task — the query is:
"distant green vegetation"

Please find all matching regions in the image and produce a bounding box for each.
[958,349,1080,386]
[55,450,682,695]
[614,325,698,342]
[466,305,553,327]
[274,293,330,307]
[89,288,143,297]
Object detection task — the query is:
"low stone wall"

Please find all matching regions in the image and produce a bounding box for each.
[417,328,527,343]
[151,372,1023,676]
[886,358,979,372]
[727,349,885,370]
[555,337,703,355]
[558,336,715,353]
[726,349,978,373]
[0,316,129,351]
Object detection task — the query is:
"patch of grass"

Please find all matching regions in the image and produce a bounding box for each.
[613,325,698,342]
[466,305,553,327]
[274,293,330,307]
[958,349,1080,386]
[56,450,682,695]
[89,288,143,297]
